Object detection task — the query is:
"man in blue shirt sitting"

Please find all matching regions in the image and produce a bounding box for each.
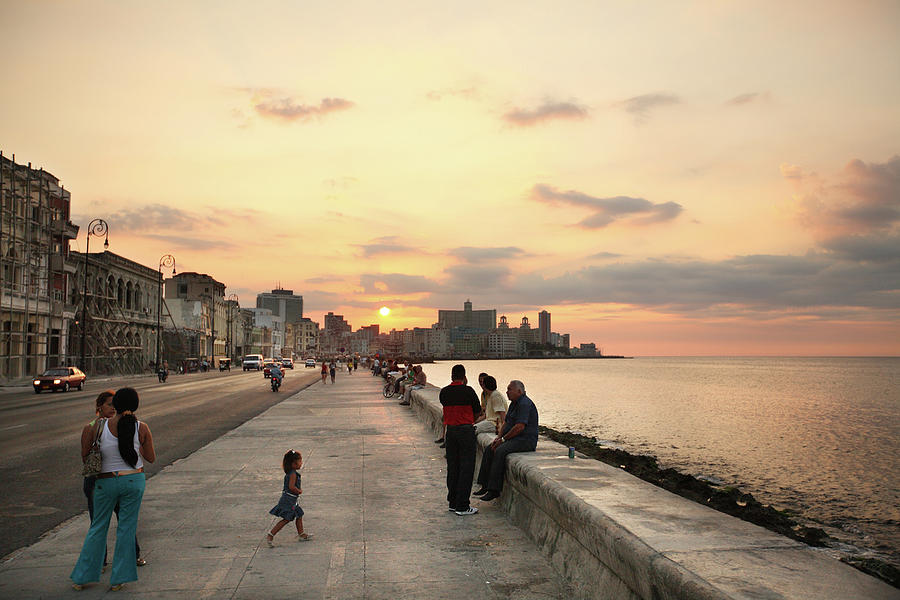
[474,379,538,502]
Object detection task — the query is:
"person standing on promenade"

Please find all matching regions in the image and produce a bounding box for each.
[440,364,483,516]
[80,391,144,570]
[474,380,538,502]
[72,387,155,592]
[321,361,328,384]
[329,361,336,383]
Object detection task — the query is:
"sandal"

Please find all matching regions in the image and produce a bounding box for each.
[265,531,275,547]
[72,584,84,591]
[136,558,147,567]
[298,532,313,541]
[110,583,125,591]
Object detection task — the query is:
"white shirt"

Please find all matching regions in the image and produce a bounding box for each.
[100,419,143,472]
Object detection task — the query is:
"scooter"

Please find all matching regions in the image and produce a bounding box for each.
[271,376,281,392]
[157,368,168,383]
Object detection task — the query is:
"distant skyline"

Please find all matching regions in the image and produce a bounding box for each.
[2,1,898,355]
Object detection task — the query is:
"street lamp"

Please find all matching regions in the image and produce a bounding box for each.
[156,254,176,369]
[226,293,239,361]
[80,219,109,372]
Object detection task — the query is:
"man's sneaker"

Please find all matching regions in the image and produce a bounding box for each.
[455,507,478,516]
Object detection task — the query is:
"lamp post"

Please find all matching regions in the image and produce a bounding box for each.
[79,219,109,372]
[226,293,239,361]
[156,254,176,369]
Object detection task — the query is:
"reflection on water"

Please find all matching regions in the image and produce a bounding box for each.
[421,357,900,565]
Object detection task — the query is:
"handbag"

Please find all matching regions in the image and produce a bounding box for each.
[81,418,105,477]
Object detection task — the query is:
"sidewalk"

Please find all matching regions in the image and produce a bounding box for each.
[0,370,572,598]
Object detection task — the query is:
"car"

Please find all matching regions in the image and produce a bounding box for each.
[305,359,316,368]
[281,358,294,369]
[262,359,277,378]
[242,354,264,371]
[33,366,86,393]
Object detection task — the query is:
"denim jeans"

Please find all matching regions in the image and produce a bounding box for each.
[72,473,145,586]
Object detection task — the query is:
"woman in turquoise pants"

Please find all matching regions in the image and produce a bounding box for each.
[71,387,155,592]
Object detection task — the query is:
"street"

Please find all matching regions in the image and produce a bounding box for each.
[0,367,320,561]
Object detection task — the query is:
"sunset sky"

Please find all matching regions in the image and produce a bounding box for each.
[3,1,899,355]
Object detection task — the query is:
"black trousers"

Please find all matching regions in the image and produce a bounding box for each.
[445,425,477,511]
[477,437,535,493]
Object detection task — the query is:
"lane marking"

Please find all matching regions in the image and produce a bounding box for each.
[324,544,346,599]
[0,424,27,432]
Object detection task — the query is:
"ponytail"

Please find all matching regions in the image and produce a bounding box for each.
[113,387,140,468]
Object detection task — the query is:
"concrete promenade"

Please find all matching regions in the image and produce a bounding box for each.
[0,370,572,598]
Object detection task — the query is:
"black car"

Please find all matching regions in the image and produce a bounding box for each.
[33,366,86,393]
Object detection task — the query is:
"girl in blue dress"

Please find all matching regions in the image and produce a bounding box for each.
[266,450,312,546]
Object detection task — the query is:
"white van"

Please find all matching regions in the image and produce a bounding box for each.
[242,354,264,371]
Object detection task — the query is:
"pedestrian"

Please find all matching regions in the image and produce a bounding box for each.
[474,380,538,502]
[353,357,358,371]
[80,391,144,572]
[347,361,352,375]
[266,450,312,545]
[440,364,483,516]
[329,361,336,383]
[321,361,328,384]
[71,388,155,592]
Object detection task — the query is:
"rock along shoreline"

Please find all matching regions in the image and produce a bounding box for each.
[538,425,900,589]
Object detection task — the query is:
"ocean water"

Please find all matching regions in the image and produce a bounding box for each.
[421,357,900,566]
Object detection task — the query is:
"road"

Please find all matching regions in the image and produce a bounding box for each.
[0,366,322,561]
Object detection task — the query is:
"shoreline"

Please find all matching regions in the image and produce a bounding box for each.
[538,425,900,589]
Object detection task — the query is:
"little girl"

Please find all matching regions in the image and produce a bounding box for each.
[266,450,312,546]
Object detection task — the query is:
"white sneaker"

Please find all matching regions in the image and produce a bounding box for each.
[455,507,478,516]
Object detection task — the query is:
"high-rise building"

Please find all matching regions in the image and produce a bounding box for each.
[436,299,496,331]
[257,288,303,323]
[538,310,551,344]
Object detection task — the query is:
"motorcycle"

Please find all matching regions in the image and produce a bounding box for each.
[271,376,281,392]
[157,368,168,383]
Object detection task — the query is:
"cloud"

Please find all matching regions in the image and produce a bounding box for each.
[254,96,355,122]
[791,155,900,238]
[305,276,345,284]
[617,92,680,122]
[780,163,805,180]
[359,273,439,295]
[503,101,589,127]
[443,263,512,290]
[140,233,240,252]
[820,233,900,263]
[589,252,623,260]
[531,184,683,228]
[452,247,527,262]
[426,87,479,101]
[355,236,422,258]
[725,92,770,106]
[74,203,235,234]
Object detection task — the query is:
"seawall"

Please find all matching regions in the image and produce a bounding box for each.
[407,384,899,599]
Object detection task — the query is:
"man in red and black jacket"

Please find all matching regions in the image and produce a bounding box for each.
[439,364,483,515]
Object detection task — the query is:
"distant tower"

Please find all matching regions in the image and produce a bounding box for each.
[538,310,551,344]
[498,315,509,329]
[464,299,473,312]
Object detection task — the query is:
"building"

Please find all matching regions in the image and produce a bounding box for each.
[164,272,227,365]
[538,310,551,344]
[69,251,160,374]
[1,154,81,381]
[436,300,496,332]
[579,342,598,357]
[256,288,303,323]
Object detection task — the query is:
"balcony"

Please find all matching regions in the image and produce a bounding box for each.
[51,219,79,239]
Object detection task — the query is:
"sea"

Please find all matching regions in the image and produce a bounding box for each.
[420,357,900,568]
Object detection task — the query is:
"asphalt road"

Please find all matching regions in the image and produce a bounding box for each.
[0,366,321,561]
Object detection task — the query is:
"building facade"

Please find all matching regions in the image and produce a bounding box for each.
[436,299,496,332]
[257,288,303,323]
[1,154,80,381]
[164,272,227,366]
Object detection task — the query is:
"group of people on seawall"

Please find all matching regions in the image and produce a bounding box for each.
[379,359,540,516]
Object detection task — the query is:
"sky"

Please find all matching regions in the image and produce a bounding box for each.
[2,0,899,356]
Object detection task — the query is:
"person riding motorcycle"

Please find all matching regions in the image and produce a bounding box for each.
[270,364,284,389]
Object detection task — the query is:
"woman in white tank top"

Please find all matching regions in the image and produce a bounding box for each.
[71,388,155,592]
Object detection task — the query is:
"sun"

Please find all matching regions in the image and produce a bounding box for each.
[379,306,391,317]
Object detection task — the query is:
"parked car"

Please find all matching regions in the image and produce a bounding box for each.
[33,366,86,393]
[305,359,316,368]
[242,354,264,371]
[281,358,294,369]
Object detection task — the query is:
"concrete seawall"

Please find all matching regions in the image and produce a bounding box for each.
[408,384,899,599]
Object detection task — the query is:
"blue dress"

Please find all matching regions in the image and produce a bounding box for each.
[269,470,304,521]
